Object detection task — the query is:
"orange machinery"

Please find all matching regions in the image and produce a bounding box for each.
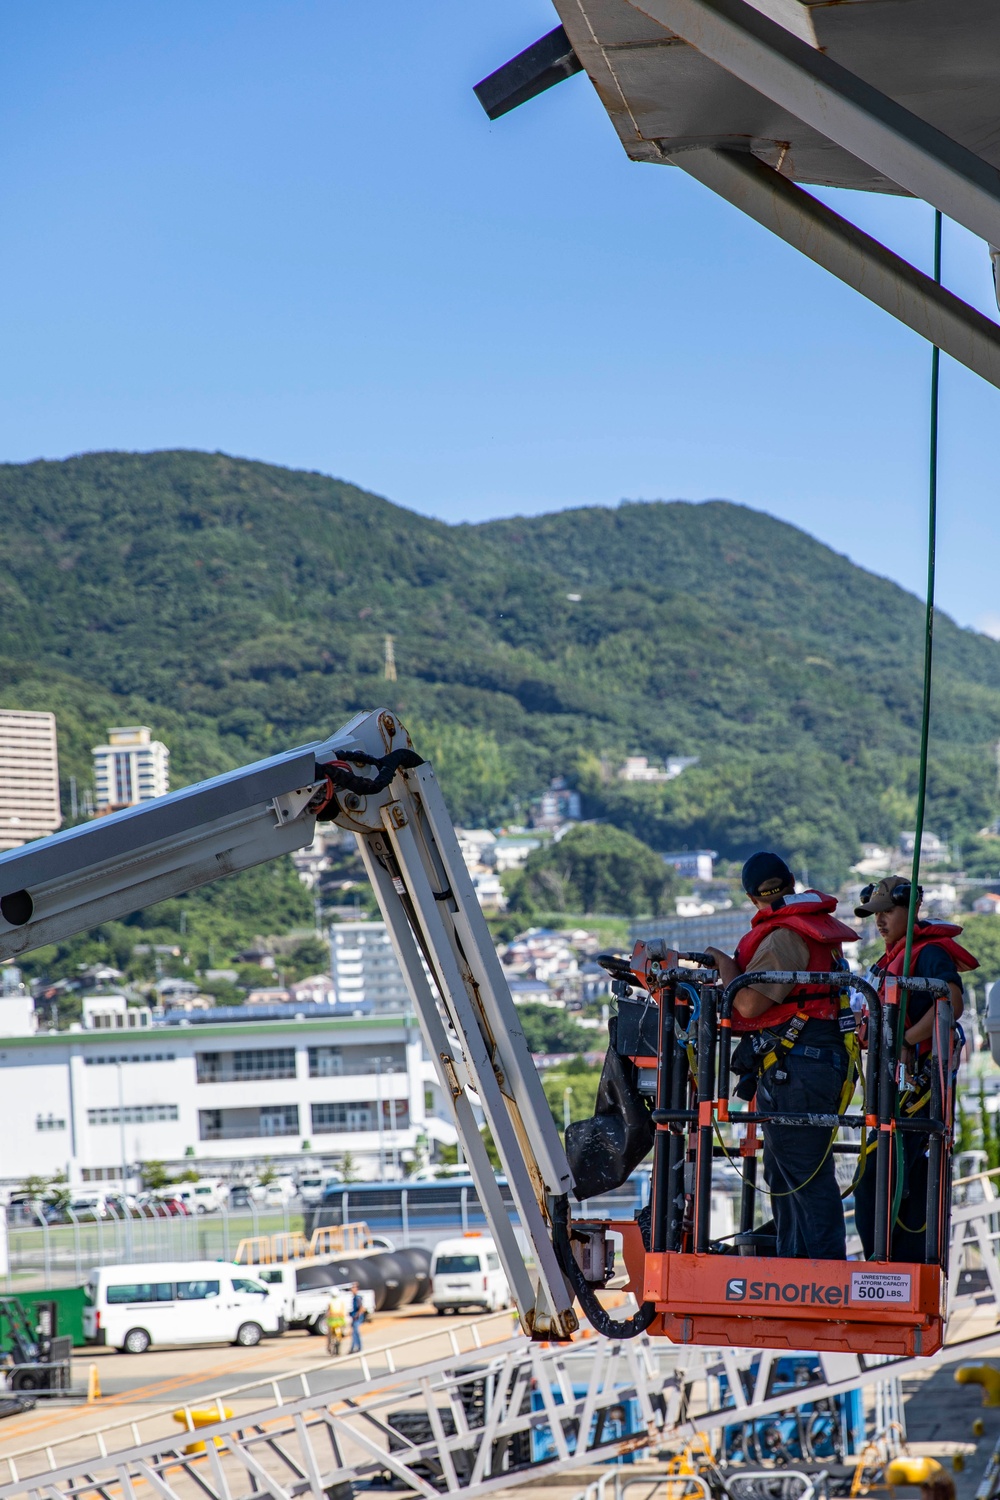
[569,948,955,1357]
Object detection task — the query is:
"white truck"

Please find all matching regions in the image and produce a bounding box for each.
[246,1261,376,1334]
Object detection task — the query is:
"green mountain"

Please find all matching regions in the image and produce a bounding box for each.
[2,449,997,887]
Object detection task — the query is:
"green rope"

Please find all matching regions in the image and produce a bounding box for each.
[902,208,942,982]
[893,209,942,1238]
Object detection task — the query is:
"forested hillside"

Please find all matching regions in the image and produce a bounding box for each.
[2,449,998,886]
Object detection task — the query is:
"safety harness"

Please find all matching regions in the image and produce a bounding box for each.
[733,975,860,1110]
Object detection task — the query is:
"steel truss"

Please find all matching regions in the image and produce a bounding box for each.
[3,1189,999,1500]
[4,1303,997,1500]
[500,0,1000,388]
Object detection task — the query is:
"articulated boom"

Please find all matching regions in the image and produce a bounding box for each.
[0,709,577,1339]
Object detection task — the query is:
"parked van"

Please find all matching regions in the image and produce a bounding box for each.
[162,1180,225,1215]
[430,1236,509,1314]
[83,1261,284,1353]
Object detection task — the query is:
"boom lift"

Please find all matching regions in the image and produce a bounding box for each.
[0,711,958,1353]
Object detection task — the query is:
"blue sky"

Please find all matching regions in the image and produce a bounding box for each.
[0,2,998,631]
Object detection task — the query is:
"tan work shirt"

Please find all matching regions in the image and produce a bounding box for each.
[746,928,811,1006]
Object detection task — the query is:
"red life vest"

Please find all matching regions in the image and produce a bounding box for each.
[876,920,978,983]
[869,921,977,1058]
[731,890,858,1034]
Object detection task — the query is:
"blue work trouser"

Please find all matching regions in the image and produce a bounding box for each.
[350,1316,362,1353]
[756,1045,848,1260]
[854,1105,929,1262]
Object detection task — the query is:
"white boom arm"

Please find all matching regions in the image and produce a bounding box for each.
[0,708,578,1338]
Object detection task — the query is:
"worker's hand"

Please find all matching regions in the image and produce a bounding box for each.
[705,946,737,983]
[900,1041,915,1073]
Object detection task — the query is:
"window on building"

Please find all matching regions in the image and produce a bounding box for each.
[311,1101,375,1133]
[113,752,134,805]
[35,1114,66,1131]
[198,1106,299,1140]
[308,1045,405,1078]
[196,1049,296,1083]
[87,1104,178,1126]
[85,1053,175,1065]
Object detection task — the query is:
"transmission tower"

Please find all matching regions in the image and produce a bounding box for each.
[384,634,397,681]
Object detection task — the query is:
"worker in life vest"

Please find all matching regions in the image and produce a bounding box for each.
[706,851,860,1260]
[852,876,975,1261]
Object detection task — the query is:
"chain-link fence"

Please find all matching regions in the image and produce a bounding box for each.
[5,1202,301,1289]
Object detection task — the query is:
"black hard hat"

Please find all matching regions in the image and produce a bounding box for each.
[742,851,794,899]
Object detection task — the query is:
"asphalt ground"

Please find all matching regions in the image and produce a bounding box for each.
[0,1302,516,1476]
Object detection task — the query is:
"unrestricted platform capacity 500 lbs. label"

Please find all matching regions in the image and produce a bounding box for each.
[850,1271,912,1303]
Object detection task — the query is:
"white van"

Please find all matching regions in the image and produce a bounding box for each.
[83,1261,285,1353]
[430,1236,509,1314]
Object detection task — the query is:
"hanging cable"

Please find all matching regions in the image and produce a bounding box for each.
[894,210,943,1233]
[902,209,942,981]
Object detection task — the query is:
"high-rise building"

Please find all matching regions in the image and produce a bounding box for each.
[330,921,416,1015]
[93,726,170,812]
[0,709,62,851]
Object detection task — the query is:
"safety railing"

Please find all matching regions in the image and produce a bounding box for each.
[0,1307,515,1487]
[644,963,953,1266]
[233,1221,372,1264]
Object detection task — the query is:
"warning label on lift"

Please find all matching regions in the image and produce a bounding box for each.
[850,1271,912,1304]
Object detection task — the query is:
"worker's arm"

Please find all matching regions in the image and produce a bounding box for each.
[903,981,964,1047]
[705,947,777,1019]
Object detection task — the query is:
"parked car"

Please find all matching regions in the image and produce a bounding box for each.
[430,1236,510,1315]
[252,1177,296,1209]
[83,1260,285,1353]
[68,1194,111,1221]
[171,1181,225,1215]
[297,1174,337,1207]
[158,1194,191,1218]
[229,1184,253,1209]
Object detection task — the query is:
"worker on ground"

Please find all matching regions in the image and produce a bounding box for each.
[706,852,860,1260]
[349,1282,365,1354]
[852,877,975,1261]
[325,1288,348,1356]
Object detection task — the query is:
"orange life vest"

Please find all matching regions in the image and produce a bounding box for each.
[732,890,858,1034]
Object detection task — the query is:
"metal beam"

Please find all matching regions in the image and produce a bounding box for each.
[625,0,1000,247]
[474,25,582,121]
[669,146,1000,388]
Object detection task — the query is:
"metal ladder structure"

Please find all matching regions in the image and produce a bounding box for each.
[0,1324,968,1500]
[3,1253,999,1500]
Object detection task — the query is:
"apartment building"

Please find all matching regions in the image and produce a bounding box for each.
[92,726,169,812]
[0,709,62,851]
[330,921,415,1015]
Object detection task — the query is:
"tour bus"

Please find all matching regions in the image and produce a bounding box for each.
[83,1260,285,1353]
[430,1235,510,1314]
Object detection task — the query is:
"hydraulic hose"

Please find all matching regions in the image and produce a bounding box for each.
[317,747,424,798]
[551,1194,656,1339]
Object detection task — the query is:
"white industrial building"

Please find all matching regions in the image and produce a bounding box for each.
[92,726,170,812]
[0,985,437,1189]
[0,709,62,851]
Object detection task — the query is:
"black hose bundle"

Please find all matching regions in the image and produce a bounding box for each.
[551,1194,656,1340]
[317,747,424,798]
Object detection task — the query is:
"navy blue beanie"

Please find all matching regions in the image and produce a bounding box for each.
[741,851,794,899]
